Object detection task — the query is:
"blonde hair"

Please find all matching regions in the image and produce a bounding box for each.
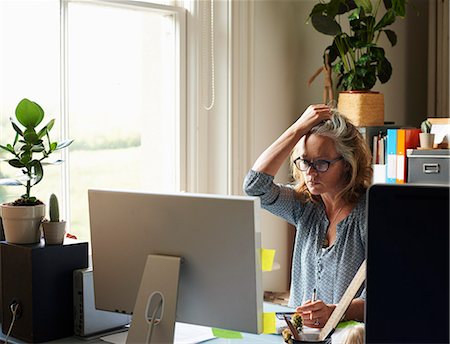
[290,111,372,204]
[343,325,365,344]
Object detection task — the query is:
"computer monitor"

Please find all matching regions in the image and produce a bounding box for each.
[365,184,449,343]
[88,189,263,342]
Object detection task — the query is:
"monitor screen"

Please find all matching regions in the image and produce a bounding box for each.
[88,189,263,338]
[365,184,449,343]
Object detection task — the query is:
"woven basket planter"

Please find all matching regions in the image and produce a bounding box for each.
[337,91,384,126]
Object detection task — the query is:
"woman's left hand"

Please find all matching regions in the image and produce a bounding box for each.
[296,300,336,328]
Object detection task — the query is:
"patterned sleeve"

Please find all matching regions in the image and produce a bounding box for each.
[243,169,303,226]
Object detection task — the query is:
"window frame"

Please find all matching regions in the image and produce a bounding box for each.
[60,0,187,224]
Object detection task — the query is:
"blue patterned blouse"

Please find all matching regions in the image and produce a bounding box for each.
[243,169,366,308]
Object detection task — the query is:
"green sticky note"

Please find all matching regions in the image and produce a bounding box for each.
[336,320,362,329]
[263,312,276,334]
[212,328,243,339]
[261,249,276,271]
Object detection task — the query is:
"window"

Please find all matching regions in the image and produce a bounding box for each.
[0,0,186,242]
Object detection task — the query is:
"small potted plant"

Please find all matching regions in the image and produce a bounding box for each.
[308,0,407,126]
[419,119,434,149]
[0,98,73,244]
[42,194,66,245]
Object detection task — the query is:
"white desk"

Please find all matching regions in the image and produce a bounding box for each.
[0,303,357,344]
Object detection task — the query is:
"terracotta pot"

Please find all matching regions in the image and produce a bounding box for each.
[337,91,384,126]
[42,221,66,245]
[1,204,45,244]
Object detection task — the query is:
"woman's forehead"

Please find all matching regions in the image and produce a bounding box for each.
[297,134,338,157]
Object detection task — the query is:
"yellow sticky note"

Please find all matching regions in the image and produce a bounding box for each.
[263,312,276,334]
[211,328,243,339]
[261,249,276,271]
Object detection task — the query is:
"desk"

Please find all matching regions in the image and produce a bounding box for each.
[0,303,356,344]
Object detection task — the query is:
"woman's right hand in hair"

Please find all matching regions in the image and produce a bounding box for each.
[251,104,331,176]
[292,104,332,134]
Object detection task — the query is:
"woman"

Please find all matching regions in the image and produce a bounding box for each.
[243,104,372,327]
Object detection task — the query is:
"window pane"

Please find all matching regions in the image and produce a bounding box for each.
[67,2,180,241]
[0,1,61,206]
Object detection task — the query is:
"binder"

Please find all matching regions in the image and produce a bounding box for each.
[396,129,406,183]
[396,128,421,183]
[386,129,397,183]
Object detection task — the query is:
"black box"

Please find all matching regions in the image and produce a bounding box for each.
[0,240,88,343]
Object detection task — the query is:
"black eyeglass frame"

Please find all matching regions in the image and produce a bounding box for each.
[293,156,344,173]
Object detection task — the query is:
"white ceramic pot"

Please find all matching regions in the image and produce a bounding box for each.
[1,204,45,244]
[42,221,66,245]
[419,133,435,149]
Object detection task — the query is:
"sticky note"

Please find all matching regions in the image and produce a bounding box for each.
[261,249,276,271]
[211,328,243,338]
[263,312,276,334]
[336,320,362,328]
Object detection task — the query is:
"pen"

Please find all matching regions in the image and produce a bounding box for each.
[311,288,317,322]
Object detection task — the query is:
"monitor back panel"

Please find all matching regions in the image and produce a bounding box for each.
[366,184,449,343]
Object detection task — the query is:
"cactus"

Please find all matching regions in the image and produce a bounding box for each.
[421,120,432,133]
[282,328,292,343]
[291,313,303,332]
[49,193,60,222]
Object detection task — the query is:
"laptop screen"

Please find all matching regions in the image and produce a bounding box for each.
[365,184,449,343]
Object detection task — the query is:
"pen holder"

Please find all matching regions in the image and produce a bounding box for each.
[291,332,332,344]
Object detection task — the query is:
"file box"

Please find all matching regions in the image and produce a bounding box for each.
[407,149,450,184]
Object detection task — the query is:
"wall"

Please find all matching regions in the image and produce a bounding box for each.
[252,0,429,292]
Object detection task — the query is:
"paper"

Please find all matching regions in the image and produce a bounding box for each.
[262,312,276,334]
[100,322,215,344]
[431,123,450,145]
[261,249,276,271]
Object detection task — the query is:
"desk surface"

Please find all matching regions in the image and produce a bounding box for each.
[1,303,357,344]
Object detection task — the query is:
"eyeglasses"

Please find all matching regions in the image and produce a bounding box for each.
[293,156,343,173]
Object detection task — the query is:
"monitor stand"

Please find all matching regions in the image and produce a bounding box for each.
[126,254,181,344]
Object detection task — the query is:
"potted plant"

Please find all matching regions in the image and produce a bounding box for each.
[419,119,434,149]
[42,194,66,245]
[0,98,73,244]
[308,0,407,126]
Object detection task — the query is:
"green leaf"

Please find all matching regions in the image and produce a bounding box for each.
[37,119,55,139]
[309,3,327,17]
[0,144,15,154]
[327,0,344,18]
[23,128,39,144]
[377,57,392,83]
[20,151,32,164]
[31,143,45,152]
[50,142,58,151]
[355,0,372,14]
[55,139,74,150]
[374,9,396,31]
[30,160,44,186]
[311,14,342,36]
[384,0,406,17]
[0,178,22,186]
[383,29,397,46]
[337,0,357,15]
[348,7,361,21]
[11,120,24,136]
[9,159,25,168]
[326,44,340,64]
[15,98,44,128]
[42,159,63,165]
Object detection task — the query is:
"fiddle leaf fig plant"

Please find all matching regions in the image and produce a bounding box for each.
[0,98,73,205]
[308,0,407,91]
